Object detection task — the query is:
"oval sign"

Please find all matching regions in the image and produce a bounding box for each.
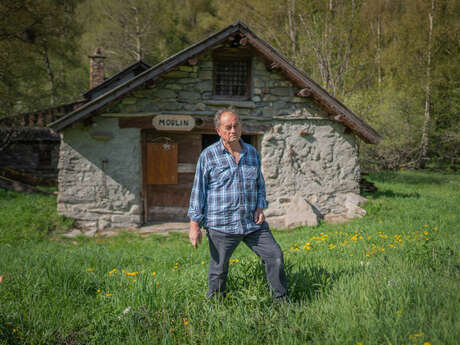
[153,115,195,131]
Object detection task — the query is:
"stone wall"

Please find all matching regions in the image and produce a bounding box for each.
[57,117,142,230]
[261,121,363,229]
[106,49,320,118]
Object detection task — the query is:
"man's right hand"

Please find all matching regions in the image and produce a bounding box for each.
[189,221,202,249]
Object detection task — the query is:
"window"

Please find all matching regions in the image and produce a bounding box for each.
[213,49,251,99]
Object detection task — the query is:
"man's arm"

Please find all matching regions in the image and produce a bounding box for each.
[187,155,207,248]
[254,151,267,224]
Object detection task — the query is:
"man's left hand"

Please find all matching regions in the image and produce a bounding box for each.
[254,207,265,224]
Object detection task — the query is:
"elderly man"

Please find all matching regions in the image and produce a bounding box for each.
[188,109,288,301]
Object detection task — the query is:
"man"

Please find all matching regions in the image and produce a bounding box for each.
[188,109,288,301]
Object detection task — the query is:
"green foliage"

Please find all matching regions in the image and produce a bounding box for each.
[0,0,87,117]
[0,171,459,344]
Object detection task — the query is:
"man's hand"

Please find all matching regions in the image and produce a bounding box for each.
[254,207,265,224]
[189,221,202,249]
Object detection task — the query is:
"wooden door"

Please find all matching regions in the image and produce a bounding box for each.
[143,132,202,222]
[146,142,178,185]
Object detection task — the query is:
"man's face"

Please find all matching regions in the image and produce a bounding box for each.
[216,111,242,145]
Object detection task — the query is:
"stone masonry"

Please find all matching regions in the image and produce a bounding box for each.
[57,47,366,230]
[57,117,142,230]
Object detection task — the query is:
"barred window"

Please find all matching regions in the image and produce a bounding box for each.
[213,58,250,99]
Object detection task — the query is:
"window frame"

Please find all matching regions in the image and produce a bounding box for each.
[212,49,252,100]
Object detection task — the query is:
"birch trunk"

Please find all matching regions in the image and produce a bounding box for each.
[418,0,434,169]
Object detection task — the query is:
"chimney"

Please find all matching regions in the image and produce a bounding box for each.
[89,48,106,89]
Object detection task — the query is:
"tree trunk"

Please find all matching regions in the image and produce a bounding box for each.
[418,0,434,169]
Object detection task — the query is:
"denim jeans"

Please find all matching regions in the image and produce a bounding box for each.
[206,222,288,299]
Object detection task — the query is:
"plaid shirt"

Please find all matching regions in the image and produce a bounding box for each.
[188,138,268,234]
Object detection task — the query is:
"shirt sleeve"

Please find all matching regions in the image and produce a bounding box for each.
[187,153,208,223]
[255,151,268,209]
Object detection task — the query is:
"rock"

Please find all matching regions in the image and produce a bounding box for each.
[179,91,200,100]
[344,193,367,219]
[164,71,189,78]
[98,218,110,231]
[263,95,278,102]
[271,88,293,97]
[178,66,194,72]
[266,216,286,230]
[62,229,82,238]
[198,71,212,79]
[151,89,176,99]
[284,195,319,228]
[84,229,97,237]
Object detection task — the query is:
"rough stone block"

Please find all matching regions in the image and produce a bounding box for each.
[178,78,201,84]
[254,78,265,87]
[271,88,293,97]
[179,91,200,100]
[199,71,212,80]
[164,71,189,78]
[178,66,194,72]
[152,89,176,99]
[165,84,183,91]
[284,195,319,228]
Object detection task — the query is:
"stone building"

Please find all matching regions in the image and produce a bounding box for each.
[49,21,381,230]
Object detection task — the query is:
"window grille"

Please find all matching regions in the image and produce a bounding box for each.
[214,59,250,98]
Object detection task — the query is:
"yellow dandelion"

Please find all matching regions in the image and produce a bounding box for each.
[201,261,205,265]
[424,342,431,345]
[152,272,157,276]
[356,342,363,345]
[12,329,17,333]
[105,293,112,297]
[109,269,117,275]
[433,227,438,231]
[329,244,336,249]
[424,231,429,235]
[133,279,136,283]
[183,318,189,326]
[141,270,145,273]
[97,289,101,293]
[86,268,94,272]
[156,282,160,286]
[349,254,353,256]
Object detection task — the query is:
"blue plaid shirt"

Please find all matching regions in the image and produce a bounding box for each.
[188,138,268,234]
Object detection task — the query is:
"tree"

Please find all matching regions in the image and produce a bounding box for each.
[0,0,86,118]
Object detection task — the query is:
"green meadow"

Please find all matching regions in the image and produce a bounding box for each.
[0,170,459,345]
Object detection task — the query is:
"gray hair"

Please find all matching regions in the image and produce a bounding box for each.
[214,108,240,129]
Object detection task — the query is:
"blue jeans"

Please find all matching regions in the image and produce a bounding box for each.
[206,223,288,299]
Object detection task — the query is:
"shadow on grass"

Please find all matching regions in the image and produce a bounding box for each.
[368,171,454,186]
[362,189,421,200]
[286,264,351,303]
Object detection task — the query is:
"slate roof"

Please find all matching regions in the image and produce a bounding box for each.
[82,60,151,101]
[49,21,381,144]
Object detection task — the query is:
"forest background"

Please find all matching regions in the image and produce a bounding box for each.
[1,0,459,171]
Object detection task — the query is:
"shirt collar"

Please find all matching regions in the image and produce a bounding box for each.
[218,137,247,155]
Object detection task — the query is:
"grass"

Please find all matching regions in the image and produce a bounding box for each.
[0,170,459,345]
